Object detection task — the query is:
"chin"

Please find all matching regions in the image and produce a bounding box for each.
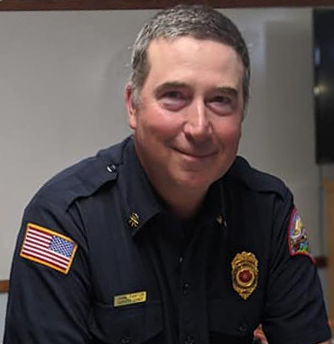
[175,172,218,190]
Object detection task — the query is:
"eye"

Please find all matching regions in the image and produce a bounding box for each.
[159,91,187,111]
[212,95,232,105]
[164,91,184,99]
[208,94,235,115]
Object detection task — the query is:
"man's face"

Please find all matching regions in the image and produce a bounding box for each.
[126,36,244,193]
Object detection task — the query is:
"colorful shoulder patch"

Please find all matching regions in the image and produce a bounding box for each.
[288,208,315,264]
[20,223,77,274]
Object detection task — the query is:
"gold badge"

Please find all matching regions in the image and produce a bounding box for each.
[231,252,258,300]
[114,291,147,307]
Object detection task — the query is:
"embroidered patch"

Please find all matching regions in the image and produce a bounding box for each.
[20,223,77,274]
[288,208,315,263]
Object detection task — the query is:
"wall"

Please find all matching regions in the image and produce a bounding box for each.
[0,9,154,279]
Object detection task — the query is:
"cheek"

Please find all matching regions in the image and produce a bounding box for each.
[230,126,242,143]
[215,120,242,145]
[142,109,183,140]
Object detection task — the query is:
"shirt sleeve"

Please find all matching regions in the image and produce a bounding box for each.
[262,189,332,344]
[3,197,92,344]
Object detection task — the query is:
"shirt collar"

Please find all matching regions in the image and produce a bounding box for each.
[195,179,226,229]
[120,138,163,236]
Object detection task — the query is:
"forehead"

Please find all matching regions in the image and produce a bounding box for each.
[145,36,244,88]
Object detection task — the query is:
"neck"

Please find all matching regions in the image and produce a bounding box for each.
[154,181,208,220]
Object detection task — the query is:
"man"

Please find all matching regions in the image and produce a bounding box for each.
[3,5,332,344]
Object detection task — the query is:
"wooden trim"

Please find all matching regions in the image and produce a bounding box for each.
[0,280,9,293]
[324,179,334,194]
[0,0,333,11]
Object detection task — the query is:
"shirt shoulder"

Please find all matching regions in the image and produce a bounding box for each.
[28,137,130,212]
[225,156,289,200]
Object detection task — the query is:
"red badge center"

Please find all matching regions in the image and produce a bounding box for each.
[238,269,253,283]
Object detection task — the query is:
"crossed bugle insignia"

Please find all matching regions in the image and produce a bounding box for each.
[288,207,314,263]
[232,252,258,300]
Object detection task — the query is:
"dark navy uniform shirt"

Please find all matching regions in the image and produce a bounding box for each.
[4,136,331,344]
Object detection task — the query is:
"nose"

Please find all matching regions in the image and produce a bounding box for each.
[183,100,212,142]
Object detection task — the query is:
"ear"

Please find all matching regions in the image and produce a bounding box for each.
[125,83,137,130]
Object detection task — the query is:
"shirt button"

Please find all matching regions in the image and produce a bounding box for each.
[182,283,190,295]
[184,334,195,344]
[238,323,248,333]
[120,335,131,344]
[107,164,116,173]
[179,257,184,264]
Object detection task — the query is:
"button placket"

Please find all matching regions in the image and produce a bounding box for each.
[182,282,190,296]
[120,335,131,344]
[238,321,248,334]
[184,334,195,344]
[178,226,209,344]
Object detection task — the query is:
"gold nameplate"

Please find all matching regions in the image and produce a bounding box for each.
[114,291,147,307]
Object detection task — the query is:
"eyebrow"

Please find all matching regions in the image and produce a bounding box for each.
[154,81,188,96]
[154,82,239,98]
[214,87,239,98]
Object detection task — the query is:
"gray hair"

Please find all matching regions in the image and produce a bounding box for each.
[129,4,250,108]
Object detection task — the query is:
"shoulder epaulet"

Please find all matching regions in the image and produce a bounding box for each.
[29,138,130,212]
[225,156,288,199]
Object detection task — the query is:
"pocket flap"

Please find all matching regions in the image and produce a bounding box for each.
[89,301,162,344]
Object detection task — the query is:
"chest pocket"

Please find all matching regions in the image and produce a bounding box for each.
[208,298,261,344]
[89,300,163,344]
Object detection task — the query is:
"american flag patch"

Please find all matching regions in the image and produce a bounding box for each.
[20,223,77,274]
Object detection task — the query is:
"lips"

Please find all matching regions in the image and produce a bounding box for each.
[174,148,217,159]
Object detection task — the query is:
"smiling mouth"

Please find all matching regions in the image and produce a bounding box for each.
[174,148,217,159]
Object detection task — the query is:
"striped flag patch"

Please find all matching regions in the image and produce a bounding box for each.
[20,223,77,274]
